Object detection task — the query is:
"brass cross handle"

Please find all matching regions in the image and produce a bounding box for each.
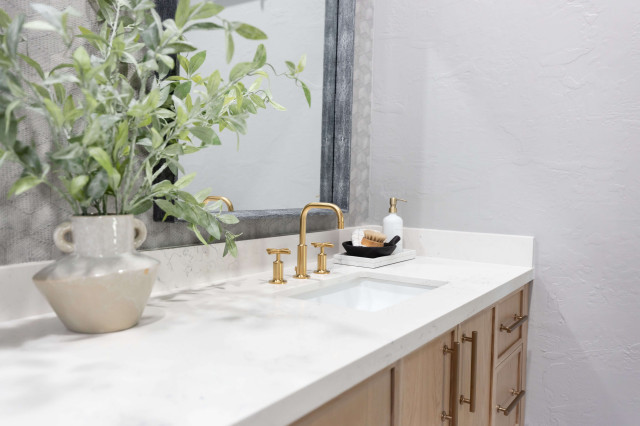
[266,248,291,284]
[311,242,334,274]
[267,248,291,256]
[311,242,334,250]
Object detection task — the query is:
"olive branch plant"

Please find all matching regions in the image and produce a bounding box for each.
[0,0,310,257]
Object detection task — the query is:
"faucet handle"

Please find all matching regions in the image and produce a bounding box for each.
[311,242,334,274]
[267,248,291,255]
[311,242,334,250]
[266,248,291,284]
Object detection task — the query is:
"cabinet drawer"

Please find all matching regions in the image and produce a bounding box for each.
[494,344,525,426]
[495,288,527,358]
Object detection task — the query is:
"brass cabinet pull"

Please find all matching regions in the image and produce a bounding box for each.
[441,342,461,425]
[496,389,526,416]
[500,315,528,333]
[460,331,478,412]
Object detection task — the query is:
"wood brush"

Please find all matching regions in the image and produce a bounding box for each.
[361,230,387,247]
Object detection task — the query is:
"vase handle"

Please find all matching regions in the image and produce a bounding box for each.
[133,218,147,249]
[53,222,74,253]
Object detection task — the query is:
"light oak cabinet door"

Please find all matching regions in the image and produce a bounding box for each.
[291,368,392,426]
[494,344,526,426]
[458,308,494,426]
[396,328,457,426]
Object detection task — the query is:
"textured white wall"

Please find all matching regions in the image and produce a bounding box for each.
[370,1,640,425]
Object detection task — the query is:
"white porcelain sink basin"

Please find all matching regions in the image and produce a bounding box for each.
[286,274,447,312]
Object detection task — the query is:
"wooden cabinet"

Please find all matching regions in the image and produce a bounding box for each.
[495,289,528,359]
[494,344,526,426]
[291,283,530,426]
[492,285,529,426]
[395,328,457,426]
[292,368,393,426]
[458,308,494,426]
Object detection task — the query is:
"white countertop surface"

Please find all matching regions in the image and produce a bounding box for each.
[0,254,533,426]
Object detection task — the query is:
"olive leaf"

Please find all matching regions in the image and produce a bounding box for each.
[0,0,312,257]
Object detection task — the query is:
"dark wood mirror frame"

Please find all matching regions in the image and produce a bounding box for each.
[153,0,355,225]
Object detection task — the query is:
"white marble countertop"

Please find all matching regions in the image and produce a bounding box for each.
[0,253,533,426]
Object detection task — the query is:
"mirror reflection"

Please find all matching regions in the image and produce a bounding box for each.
[179,0,326,211]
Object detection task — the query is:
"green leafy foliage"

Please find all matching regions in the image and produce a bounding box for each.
[0,0,311,256]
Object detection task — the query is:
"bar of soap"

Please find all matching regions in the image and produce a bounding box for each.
[352,229,365,247]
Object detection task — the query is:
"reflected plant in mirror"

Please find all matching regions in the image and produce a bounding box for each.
[177,0,324,211]
[0,0,309,256]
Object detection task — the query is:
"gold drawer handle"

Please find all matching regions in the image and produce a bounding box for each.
[441,342,460,426]
[500,315,528,333]
[460,331,478,412]
[496,389,526,416]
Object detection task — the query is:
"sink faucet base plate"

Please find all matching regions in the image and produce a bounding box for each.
[293,274,310,279]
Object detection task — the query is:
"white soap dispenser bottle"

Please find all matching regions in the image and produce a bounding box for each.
[383,197,407,252]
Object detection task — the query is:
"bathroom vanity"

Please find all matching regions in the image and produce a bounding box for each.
[293,282,530,426]
[0,228,533,425]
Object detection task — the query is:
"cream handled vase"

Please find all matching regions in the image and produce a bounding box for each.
[33,215,159,334]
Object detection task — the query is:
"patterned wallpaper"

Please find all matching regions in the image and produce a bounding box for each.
[0,0,373,265]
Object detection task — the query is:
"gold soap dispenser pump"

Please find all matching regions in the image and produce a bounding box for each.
[383,197,407,251]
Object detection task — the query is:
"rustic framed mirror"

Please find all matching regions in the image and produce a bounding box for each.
[152,0,355,238]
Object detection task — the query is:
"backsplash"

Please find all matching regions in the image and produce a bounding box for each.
[0,228,344,322]
[0,226,533,323]
[0,0,374,265]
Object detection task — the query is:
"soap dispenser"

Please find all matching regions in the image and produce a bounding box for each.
[383,197,407,252]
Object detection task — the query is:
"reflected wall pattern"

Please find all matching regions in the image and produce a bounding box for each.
[0,0,374,265]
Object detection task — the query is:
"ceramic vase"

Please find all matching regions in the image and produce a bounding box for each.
[33,215,159,334]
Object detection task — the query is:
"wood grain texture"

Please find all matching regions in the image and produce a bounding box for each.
[458,308,495,426]
[292,368,392,426]
[396,328,456,426]
[494,344,524,426]
[519,282,530,425]
[492,283,530,426]
[496,289,524,359]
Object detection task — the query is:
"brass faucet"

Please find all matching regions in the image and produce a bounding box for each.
[203,196,234,211]
[294,202,344,279]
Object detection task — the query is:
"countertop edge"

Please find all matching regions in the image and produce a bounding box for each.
[236,269,534,426]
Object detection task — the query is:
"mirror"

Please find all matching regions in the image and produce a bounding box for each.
[181,0,325,211]
[153,0,354,221]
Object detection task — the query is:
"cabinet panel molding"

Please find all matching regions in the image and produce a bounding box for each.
[496,289,526,359]
[494,344,525,426]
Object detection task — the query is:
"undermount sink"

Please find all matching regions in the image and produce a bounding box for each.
[285,274,447,312]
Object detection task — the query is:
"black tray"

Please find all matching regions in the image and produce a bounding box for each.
[342,241,397,258]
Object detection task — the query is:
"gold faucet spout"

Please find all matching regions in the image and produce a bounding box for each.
[295,202,344,279]
[203,196,234,212]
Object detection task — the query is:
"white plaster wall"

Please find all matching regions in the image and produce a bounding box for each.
[370,1,640,425]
